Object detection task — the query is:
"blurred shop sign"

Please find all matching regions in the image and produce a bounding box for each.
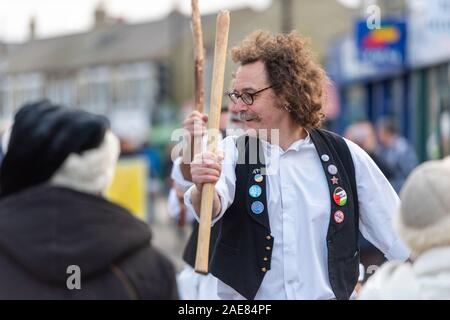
[326,34,401,84]
[356,19,407,67]
[106,157,148,221]
[328,1,450,84]
[408,0,450,67]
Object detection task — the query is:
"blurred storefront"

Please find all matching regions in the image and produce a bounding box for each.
[327,0,450,161]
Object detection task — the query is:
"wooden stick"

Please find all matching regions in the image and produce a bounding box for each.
[191,0,204,161]
[191,0,205,114]
[179,0,206,226]
[195,10,230,274]
[178,0,206,227]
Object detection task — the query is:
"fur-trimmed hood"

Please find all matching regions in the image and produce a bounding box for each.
[395,157,450,255]
[359,246,450,299]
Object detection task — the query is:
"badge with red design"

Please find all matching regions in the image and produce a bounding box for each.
[333,210,345,224]
[333,187,347,206]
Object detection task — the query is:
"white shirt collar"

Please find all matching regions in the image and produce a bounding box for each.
[258,129,311,153]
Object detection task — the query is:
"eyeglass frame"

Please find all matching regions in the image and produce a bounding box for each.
[225,85,276,106]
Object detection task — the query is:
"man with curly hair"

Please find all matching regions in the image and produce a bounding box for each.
[184,31,410,300]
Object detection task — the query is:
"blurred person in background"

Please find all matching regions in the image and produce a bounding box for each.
[110,108,150,157]
[169,104,244,300]
[109,108,161,224]
[427,102,450,160]
[344,120,394,282]
[359,157,450,299]
[0,100,178,300]
[344,120,392,179]
[376,116,418,193]
[168,86,244,230]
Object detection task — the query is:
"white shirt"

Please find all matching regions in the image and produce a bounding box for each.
[171,157,195,193]
[177,265,220,300]
[184,133,410,300]
[170,156,221,299]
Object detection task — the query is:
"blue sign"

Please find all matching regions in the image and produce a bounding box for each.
[356,19,407,67]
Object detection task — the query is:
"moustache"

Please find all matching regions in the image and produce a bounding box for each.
[238,112,260,122]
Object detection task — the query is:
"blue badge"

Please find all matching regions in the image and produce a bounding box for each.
[254,174,264,183]
[249,185,262,198]
[251,201,264,215]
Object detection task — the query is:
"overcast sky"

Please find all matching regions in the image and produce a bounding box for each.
[0,0,274,42]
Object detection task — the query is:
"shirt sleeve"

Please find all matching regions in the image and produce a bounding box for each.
[184,135,238,226]
[167,188,181,219]
[167,187,196,223]
[170,157,194,192]
[345,138,411,261]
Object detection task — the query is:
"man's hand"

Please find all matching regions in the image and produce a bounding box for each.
[190,151,224,217]
[180,111,209,181]
[183,110,208,138]
[191,151,223,192]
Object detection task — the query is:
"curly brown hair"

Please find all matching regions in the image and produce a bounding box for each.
[230,30,327,129]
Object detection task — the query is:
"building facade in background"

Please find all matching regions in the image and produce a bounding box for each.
[328,0,450,161]
[0,0,356,126]
[0,5,175,126]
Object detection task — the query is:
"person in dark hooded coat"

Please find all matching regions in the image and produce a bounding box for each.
[0,100,178,300]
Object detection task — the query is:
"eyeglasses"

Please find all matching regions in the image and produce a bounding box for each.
[225,85,275,106]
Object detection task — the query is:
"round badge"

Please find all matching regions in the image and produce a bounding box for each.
[333,187,348,206]
[321,154,330,162]
[249,185,262,198]
[334,210,345,224]
[251,201,264,215]
[328,164,338,175]
[254,174,264,183]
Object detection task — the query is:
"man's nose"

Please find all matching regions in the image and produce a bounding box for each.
[229,99,247,113]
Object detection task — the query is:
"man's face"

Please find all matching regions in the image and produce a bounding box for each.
[377,127,391,147]
[229,61,286,131]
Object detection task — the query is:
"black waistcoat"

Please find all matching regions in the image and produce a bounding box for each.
[182,221,221,270]
[210,128,360,300]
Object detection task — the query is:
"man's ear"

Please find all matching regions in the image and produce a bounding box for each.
[278,94,289,108]
[283,105,293,113]
[278,95,291,112]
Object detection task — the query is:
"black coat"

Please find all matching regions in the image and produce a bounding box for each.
[0,185,178,300]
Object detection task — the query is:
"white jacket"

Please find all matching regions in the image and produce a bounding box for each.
[359,246,450,300]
